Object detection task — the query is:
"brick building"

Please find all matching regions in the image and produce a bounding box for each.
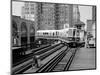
[12,15,36,47]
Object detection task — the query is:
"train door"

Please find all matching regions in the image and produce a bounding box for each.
[73,29,76,41]
[68,29,73,38]
[75,29,80,41]
[73,29,76,37]
[72,29,80,41]
[80,30,85,42]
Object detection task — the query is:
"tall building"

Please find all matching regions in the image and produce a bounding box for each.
[87,20,94,32]
[73,5,80,23]
[35,3,84,30]
[41,3,55,30]
[87,6,96,32]
[92,6,96,38]
[92,6,96,21]
[21,2,36,21]
[73,5,85,30]
[21,2,86,30]
[57,4,70,29]
[68,4,73,27]
[36,3,72,30]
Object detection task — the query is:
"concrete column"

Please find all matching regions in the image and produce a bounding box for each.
[27,22,30,49]
[18,31,21,46]
[27,31,30,44]
[18,23,21,46]
[34,3,39,39]
[27,23,30,44]
[85,33,87,48]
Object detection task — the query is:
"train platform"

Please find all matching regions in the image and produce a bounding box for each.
[69,48,96,70]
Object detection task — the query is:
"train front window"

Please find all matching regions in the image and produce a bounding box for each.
[53,32,54,36]
[73,29,76,37]
[56,32,57,35]
[76,30,80,37]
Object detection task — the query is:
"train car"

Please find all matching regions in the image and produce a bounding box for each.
[36,28,85,47]
[60,28,85,47]
[36,30,59,45]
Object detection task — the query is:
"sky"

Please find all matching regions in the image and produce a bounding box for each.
[79,5,92,25]
[12,1,92,26]
[12,1,24,16]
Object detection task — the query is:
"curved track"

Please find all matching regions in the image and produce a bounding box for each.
[36,47,79,73]
[12,44,80,74]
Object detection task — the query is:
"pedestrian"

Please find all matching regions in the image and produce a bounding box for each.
[32,55,36,69]
[32,55,39,69]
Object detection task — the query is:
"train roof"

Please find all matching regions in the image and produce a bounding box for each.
[36,28,83,33]
[37,30,60,32]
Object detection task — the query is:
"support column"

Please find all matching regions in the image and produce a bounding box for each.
[18,23,21,46]
[27,29,30,45]
[27,22,30,49]
[18,31,21,46]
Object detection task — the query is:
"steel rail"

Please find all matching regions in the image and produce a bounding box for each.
[52,47,79,72]
[36,47,69,73]
[12,43,63,74]
[45,48,71,72]
[64,48,78,70]
[36,47,79,72]
[13,43,60,67]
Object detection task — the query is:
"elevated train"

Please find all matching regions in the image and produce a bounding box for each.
[36,28,85,47]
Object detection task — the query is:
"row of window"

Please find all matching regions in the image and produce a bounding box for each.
[37,31,69,37]
[37,32,58,36]
[37,29,81,38]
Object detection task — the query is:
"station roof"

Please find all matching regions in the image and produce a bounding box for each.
[74,21,85,26]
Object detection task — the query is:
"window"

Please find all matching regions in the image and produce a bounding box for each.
[73,29,76,37]
[53,32,54,36]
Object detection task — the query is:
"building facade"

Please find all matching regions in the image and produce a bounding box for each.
[73,5,85,30]
[36,3,74,30]
[21,2,37,21]
[56,4,70,29]
[87,6,96,33]
[40,3,55,30]
[12,15,36,47]
[21,2,85,30]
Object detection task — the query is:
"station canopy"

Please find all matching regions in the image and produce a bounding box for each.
[74,21,85,26]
